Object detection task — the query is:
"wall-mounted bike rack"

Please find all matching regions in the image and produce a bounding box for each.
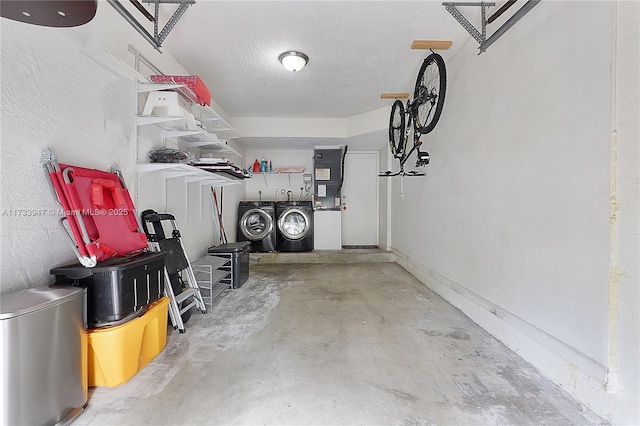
[380,93,409,100]
[443,0,541,54]
[107,0,195,52]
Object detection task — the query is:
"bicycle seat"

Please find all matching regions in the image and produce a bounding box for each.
[416,151,430,167]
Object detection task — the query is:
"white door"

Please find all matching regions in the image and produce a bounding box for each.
[341,151,379,247]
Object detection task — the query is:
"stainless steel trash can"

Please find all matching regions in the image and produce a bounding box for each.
[0,286,87,426]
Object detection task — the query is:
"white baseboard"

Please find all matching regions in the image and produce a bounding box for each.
[391,248,612,420]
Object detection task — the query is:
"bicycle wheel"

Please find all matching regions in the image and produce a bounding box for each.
[413,53,447,134]
[388,99,406,157]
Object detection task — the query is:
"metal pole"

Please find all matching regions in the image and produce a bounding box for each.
[487,0,517,24]
[106,0,162,52]
[442,1,493,6]
[142,0,195,3]
[129,0,155,21]
[128,45,164,75]
[480,0,542,52]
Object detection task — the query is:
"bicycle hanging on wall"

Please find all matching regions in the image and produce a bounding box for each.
[379,51,447,177]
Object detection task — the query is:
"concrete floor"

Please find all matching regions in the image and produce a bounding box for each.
[77,262,605,425]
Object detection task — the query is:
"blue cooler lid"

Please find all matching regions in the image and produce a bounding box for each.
[208,242,251,254]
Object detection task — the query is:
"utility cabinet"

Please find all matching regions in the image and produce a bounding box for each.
[314,147,346,210]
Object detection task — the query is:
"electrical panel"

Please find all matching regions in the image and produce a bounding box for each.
[314,147,344,211]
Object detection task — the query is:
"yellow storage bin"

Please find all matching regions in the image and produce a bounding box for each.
[88,297,169,387]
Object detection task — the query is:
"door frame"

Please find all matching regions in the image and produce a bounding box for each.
[342,150,380,247]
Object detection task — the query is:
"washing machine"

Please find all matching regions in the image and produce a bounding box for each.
[276,201,314,252]
[237,201,277,252]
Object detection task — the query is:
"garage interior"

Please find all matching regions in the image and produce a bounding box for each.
[0,1,638,425]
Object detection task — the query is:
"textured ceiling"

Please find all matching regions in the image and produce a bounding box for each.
[162,1,472,120]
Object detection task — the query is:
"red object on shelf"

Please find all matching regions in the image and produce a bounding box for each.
[149,75,212,106]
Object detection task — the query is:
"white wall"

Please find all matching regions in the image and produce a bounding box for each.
[243,149,314,202]
[0,4,239,292]
[390,2,639,423]
[243,135,389,247]
[609,0,640,420]
[378,135,391,250]
[230,106,388,140]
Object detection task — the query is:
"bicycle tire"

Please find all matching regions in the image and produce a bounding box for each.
[388,99,406,157]
[412,53,447,134]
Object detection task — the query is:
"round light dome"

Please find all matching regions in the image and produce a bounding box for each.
[278,51,309,72]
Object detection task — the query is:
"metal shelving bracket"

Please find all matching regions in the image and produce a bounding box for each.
[443,0,541,54]
[107,0,195,52]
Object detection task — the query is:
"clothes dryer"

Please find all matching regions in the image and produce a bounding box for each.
[275,201,314,252]
[237,201,276,252]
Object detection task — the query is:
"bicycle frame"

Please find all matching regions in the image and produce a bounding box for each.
[382,52,445,178]
[393,98,430,174]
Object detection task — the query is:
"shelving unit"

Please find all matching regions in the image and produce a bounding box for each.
[138,116,239,156]
[191,256,231,312]
[135,82,245,194]
[192,104,240,140]
[207,251,240,289]
[128,46,244,222]
[250,170,306,186]
[252,171,305,175]
[137,82,240,157]
[137,163,241,186]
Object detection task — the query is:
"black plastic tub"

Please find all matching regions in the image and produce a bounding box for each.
[51,252,166,328]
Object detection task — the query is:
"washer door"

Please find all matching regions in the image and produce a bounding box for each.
[278,208,311,241]
[240,209,273,241]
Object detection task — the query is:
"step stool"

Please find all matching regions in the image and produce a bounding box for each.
[142,91,195,122]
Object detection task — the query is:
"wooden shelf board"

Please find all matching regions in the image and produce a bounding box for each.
[411,40,453,50]
[380,93,409,99]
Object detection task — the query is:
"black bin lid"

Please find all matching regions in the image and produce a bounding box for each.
[208,242,251,254]
[50,252,167,279]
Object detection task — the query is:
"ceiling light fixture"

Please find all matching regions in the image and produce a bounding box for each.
[278,51,309,72]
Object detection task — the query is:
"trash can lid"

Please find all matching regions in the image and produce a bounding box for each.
[0,286,86,320]
[208,241,251,254]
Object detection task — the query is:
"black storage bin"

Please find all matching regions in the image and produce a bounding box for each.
[51,252,166,328]
[207,242,250,289]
